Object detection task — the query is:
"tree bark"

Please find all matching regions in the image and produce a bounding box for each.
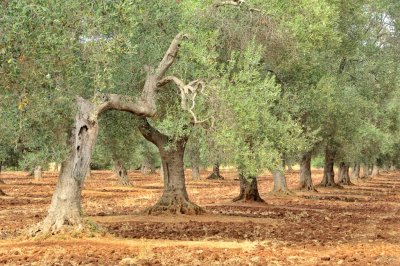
[190,148,201,180]
[141,154,156,175]
[30,98,99,235]
[338,162,353,185]
[371,165,379,177]
[361,164,370,179]
[34,166,43,179]
[351,163,360,179]
[113,160,131,186]
[138,118,203,215]
[318,147,341,188]
[207,163,224,180]
[233,174,264,202]
[271,170,291,194]
[299,152,317,191]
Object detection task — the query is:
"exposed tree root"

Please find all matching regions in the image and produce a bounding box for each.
[269,189,295,196]
[317,182,344,189]
[232,193,265,203]
[338,180,355,186]
[145,197,204,215]
[0,189,6,196]
[206,173,224,180]
[298,185,319,192]
[29,212,84,237]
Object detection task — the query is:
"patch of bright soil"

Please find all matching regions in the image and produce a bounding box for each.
[0,169,399,265]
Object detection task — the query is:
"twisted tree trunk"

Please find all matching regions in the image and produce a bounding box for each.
[138,118,203,215]
[299,152,317,191]
[30,98,99,235]
[207,163,224,180]
[113,160,131,186]
[318,147,341,188]
[338,162,353,185]
[233,174,264,202]
[352,163,360,179]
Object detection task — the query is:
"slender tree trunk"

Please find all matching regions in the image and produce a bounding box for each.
[319,147,341,188]
[113,160,131,186]
[338,162,353,185]
[0,163,5,195]
[371,165,379,177]
[271,169,291,194]
[299,152,317,191]
[138,118,203,215]
[34,166,43,179]
[207,163,224,180]
[352,163,360,179]
[190,149,201,180]
[159,165,164,180]
[191,164,200,180]
[233,174,264,202]
[30,98,99,235]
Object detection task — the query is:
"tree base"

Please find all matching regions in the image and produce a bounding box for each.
[232,193,264,203]
[269,189,295,196]
[145,196,204,215]
[298,185,318,192]
[317,182,344,189]
[29,212,84,237]
[338,180,354,186]
[206,173,224,180]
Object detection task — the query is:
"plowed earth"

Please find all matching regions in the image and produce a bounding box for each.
[0,169,399,265]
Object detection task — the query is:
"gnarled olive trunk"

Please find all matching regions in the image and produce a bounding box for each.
[362,164,370,179]
[207,163,224,180]
[113,160,131,186]
[271,169,291,194]
[299,152,317,191]
[352,163,360,179]
[31,98,99,235]
[233,174,264,202]
[371,165,379,177]
[338,162,353,185]
[141,153,156,175]
[138,118,203,215]
[319,147,341,188]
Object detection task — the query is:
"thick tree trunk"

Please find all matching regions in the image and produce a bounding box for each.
[338,162,353,185]
[138,118,203,215]
[30,98,99,235]
[141,153,156,175]
[113,160,131,186]
[233,174,264,202]
[351,163,360,179]
[318,147,341,188]
[207,163,224,180]
[34,166,43,179]
[271,170,291,194]
[362,164,370,179]
[299,152,317,191]
[371,165,379,177]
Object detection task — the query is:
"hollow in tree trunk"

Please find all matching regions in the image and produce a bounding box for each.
[338,162,353,185]
[233,174,264,202]
[138,118,203,215]
[271,169,292,194]
[318,147,341,188]
[371,165,379,177]
[113,160,131,186]
[299,152,317,191]
[207,163,224,180]
[34,166,43,180]
[30,98,99,235]
[352,163,360,179]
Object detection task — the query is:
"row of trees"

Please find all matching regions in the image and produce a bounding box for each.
[1,0,400,235]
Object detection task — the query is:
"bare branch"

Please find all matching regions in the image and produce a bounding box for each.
[155,32,188,80]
